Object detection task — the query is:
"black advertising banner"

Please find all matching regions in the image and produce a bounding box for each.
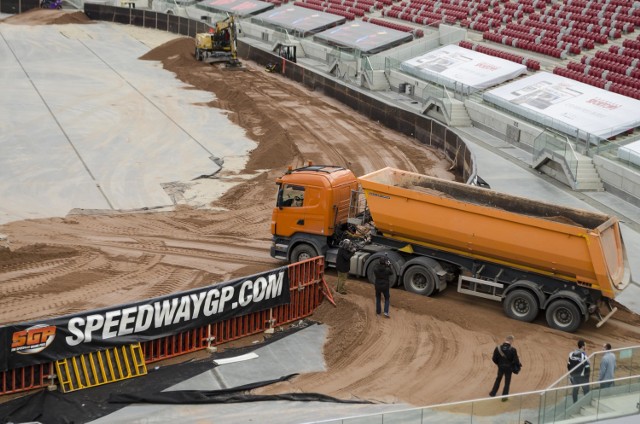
[0,266,290,371]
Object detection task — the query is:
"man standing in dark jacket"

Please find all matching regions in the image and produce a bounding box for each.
[335,239,355,294]
[568,339,591,402]
[373,256,394,318]
[490,335,521,400]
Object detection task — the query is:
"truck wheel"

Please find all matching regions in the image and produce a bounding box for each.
[545,299,582,333]
[365,251,403,287]
[503,290,539,322]
[403,265,437,296]
[290,243,317,263]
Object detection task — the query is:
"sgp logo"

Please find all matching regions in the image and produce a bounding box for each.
[11,324,56,354]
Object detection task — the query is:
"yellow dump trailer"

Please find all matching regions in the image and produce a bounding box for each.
[358,167,628,298]
[270,165,631,332]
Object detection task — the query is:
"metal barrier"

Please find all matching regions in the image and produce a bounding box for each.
[1,257,328,396]
[143,325,210,363]
[56,343,147,393]
[0,362,54,395]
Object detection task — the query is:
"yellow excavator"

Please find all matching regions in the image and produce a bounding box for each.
[195,15,241,68]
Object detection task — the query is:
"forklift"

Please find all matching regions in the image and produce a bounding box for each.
[266,44,297,73]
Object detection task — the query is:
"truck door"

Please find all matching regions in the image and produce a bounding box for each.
[302,186,324,234]
[273,184,307,237]
[273,184,326,237]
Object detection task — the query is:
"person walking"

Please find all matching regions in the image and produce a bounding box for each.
[598,343,616,389]
[489,335,521,401]
[335,239,355,295]
[372,256,393,318]
[568,339,591,402]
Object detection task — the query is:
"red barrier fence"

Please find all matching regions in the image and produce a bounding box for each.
[0,362,54,395]
[0,257,328,396]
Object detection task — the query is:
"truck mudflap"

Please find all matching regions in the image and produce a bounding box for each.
[596,299,618,328]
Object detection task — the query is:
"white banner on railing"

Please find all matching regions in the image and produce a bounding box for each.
[484,72,640,139]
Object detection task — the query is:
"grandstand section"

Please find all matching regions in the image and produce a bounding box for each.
[226,0,640,203]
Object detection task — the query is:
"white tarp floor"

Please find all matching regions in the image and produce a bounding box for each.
[0,22,256,225]
[90,324,411,424]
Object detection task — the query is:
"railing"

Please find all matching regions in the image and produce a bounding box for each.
[362,56,374,89]
[533,131,579,187]
[309,345,640,424]
[308,378,640,424]
[326,48,362,85]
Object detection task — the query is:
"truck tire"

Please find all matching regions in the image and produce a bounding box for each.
[545,299,582,333]
[403,265,438,296]
[290,243,317,263]
[365,251,403,287]
[503,290,539,322]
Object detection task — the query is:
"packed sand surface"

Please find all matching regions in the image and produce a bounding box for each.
[2,10,640,408]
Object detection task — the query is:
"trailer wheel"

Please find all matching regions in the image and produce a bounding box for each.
[503,290,539,322]
[290,243,317,263]
[403,265,437,296]
[545,299,582,333]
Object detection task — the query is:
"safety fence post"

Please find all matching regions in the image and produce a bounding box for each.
[206,323,216,353]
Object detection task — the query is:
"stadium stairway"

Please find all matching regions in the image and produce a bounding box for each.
[575,154,605,192]
[532,149,604,192]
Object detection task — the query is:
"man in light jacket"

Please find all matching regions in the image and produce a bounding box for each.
[599,343,616,389]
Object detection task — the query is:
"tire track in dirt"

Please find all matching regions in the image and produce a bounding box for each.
[0,249,101,296]
[0,257,74,277]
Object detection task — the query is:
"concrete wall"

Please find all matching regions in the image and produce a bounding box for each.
[594,156,640,206]
[0,0,38,13]
[465,100,543,153]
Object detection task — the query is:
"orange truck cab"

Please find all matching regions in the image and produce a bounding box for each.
[270,165,358,263]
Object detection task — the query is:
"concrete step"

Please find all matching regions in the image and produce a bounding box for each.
[575,181,605,191]
[574,156,604,192]
[449,103,472,127]
[576,171,600,179]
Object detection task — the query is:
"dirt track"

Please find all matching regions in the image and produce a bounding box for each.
[2,10,640,407]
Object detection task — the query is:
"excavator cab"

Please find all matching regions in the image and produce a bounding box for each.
[195,15,242,68]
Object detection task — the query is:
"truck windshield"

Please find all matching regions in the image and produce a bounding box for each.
[278,184,305,207]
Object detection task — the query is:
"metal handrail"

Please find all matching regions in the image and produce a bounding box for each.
[307,374,640,424]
